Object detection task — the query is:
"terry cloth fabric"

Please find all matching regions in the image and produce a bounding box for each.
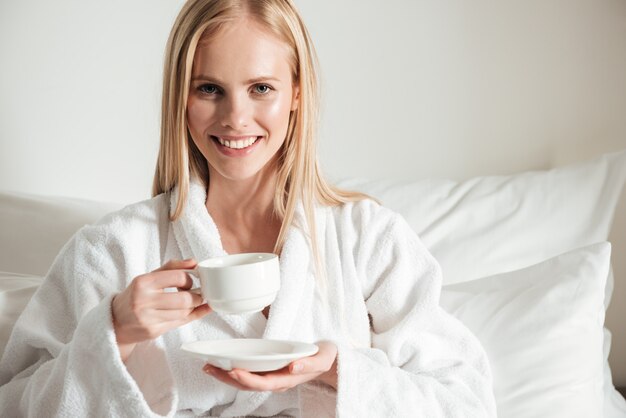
[0,179,496,417]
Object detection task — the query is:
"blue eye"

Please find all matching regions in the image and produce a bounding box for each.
[198,84,219,95]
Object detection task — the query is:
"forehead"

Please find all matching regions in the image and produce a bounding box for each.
[192,19,294,80]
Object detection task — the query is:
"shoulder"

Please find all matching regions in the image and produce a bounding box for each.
[36,194,171,304]
[325,198,432,260]
[327,198,405,238]
[323,198,440,297]
[74,193,170,250]
[97,193,170,228]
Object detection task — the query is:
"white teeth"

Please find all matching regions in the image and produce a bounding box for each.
[216,136,258,149]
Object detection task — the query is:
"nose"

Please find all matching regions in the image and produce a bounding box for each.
[219,95,250,130]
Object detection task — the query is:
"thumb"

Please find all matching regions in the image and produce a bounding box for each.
[290,341,337,374]
[289,360,307,374]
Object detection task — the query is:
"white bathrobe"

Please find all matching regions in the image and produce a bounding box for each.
[0,181,496,417]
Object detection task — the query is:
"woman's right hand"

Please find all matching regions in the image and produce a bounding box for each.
[111,259,211,362]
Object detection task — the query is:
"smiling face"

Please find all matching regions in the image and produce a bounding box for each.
[186,18,299,184]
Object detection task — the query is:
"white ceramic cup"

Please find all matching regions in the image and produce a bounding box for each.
[185,253,280,314]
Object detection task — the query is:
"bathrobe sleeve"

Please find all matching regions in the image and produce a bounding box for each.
[0,223,177,417]
[335,213,497,417]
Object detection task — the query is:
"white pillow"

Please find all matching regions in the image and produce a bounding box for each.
[0,191,120,276]
[338,150,626,285]
[440,243,610,418]
[603,327,626,417]
[0,272,43,357]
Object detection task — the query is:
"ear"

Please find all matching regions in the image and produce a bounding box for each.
[290,85,300,111]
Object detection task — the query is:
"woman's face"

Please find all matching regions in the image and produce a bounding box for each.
[187,19,299,183]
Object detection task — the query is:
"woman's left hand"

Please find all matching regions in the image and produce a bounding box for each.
[203,341,338,392]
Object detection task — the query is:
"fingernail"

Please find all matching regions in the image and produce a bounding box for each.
[228,370,238,379]
[203,365,213,374]
[292,363,303,373]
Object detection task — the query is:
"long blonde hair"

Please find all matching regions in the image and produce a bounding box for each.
[153,0,370,261]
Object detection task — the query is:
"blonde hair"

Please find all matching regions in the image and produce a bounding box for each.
[152,0,370,262]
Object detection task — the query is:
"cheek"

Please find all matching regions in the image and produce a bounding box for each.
[187,97,216,133]
[257,96,293,132]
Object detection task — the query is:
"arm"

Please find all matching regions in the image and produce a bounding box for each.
[0,227,186,417]
[334,215,496,417]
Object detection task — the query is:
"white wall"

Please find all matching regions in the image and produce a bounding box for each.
[0,0,184,203]
[1,0,626,383]
[306,0,626,181]
[1,0,624,201]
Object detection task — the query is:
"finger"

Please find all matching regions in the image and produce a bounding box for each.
[288,356,320,375]
[289,360,306,374]
[188,303,212,320]
[227,368,302,392]
[316,341,338,359]
[204,365,249,390]
[283,342,338,378]
[156,303,211,324]
[153,258,197,273]
[130,287,202,311]
[132,270,193,295]
[151,303,210,333]
[149,270,195,291]
[290,341,337,374]
[150,291,204,310]
[151,308,196,321]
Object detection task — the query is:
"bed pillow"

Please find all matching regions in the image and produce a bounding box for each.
[0,191,120,276]
[0,272,43,357]
[338,150,626,285]
[440,243,610,418]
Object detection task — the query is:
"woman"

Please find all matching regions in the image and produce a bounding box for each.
[0,0,496,416]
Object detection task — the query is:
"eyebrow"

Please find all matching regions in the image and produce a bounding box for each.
[191,75,282,84]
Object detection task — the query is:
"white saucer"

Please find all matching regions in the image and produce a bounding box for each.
[180,339,319,372]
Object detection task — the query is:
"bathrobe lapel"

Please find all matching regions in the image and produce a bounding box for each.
[224,212,316,416]
[170,181,267,338]
[263,220,312,340]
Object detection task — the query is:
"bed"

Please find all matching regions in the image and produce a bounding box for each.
[1,150,625,416]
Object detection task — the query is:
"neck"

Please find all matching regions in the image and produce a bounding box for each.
[205,163,282,254]
[206,168,277,219]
